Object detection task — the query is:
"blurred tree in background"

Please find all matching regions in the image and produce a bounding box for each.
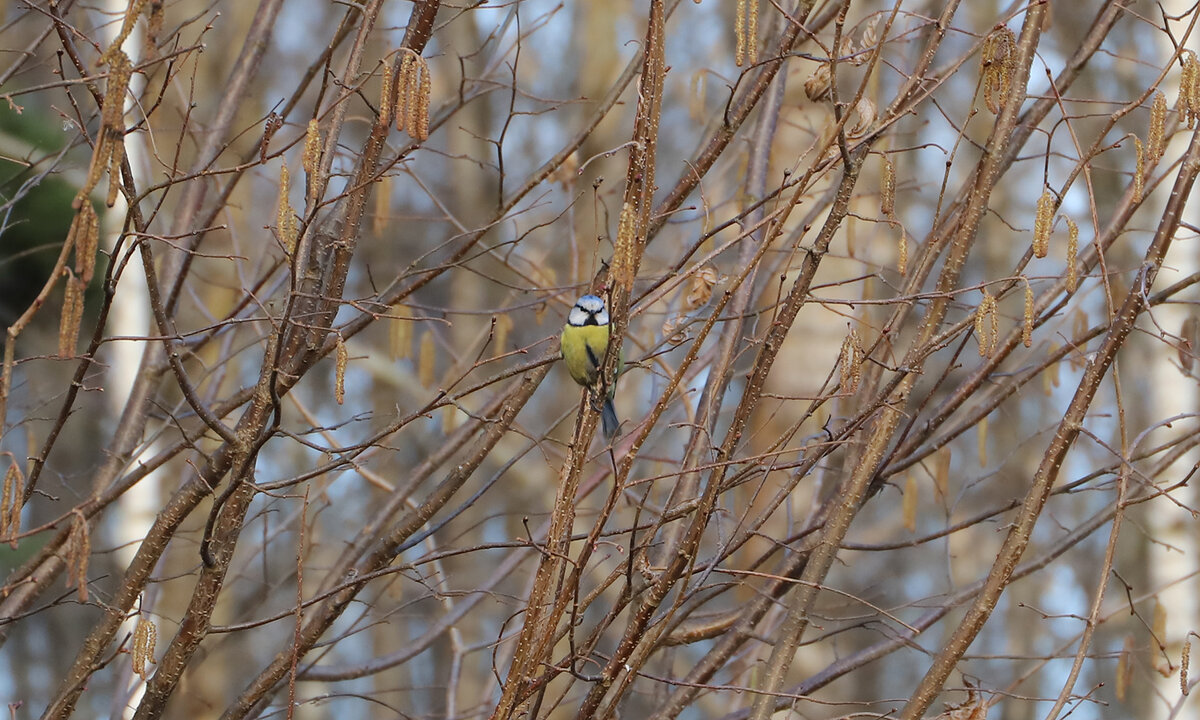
[0,1,1198,718]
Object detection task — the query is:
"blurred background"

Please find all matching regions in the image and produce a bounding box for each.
[0,0,1197,718]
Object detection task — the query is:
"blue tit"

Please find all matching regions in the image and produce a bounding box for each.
[560,294,620,438]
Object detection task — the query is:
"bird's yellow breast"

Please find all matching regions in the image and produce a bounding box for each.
[560,323,610,386]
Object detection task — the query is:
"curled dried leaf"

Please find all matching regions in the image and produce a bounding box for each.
[936,693,988,720]
[685,265,720,310]
[804,62,832,102]
[858,16,879,60]
[846,98,876,139]
[838,37,856,66]
[661,315,688,345]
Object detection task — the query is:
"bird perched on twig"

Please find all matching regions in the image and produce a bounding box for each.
[560,294,620,438]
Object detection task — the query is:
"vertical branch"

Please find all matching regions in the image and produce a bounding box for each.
[606,0,664,370]
[491,4,665,718]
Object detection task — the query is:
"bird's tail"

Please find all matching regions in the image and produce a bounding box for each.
[601,396,619,439]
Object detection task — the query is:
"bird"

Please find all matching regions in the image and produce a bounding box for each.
[560,294,620,438]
